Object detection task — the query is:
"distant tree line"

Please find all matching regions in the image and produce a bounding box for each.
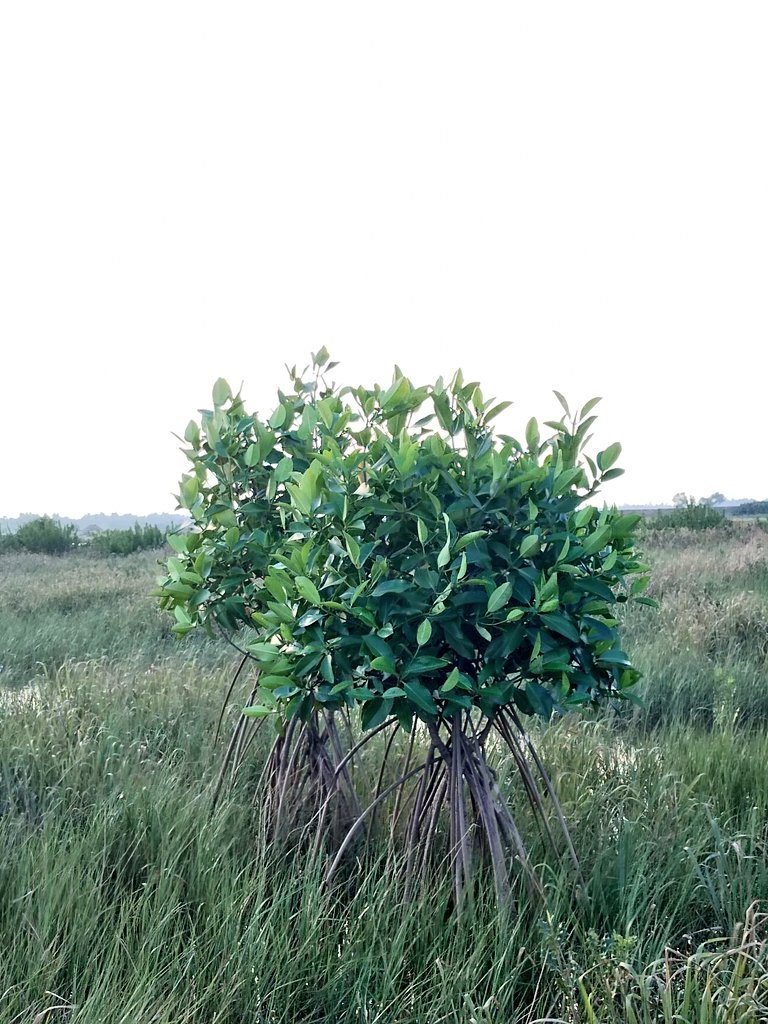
[0,517,173,556]
[646,495,768,532]
[0,511,185,534]
[731,500,768,516]
[645,502,730,531]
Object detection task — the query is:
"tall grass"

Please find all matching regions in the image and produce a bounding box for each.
[1,530,768,1020]
[624,524,768,728]
[0,550,228,688]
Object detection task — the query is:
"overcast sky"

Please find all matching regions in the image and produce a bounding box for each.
[1,3,765,517]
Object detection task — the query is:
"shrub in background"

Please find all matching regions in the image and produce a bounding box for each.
[90,523,167,556]
[645,501,729,531]
[15,516,79,555]
[0,529,21,553]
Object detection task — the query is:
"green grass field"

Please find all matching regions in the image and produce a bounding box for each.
[2,529,768,1022]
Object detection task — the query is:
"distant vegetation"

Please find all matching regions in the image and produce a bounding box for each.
[89,522,167,555]
[734,499,768,516]
[0,511,185,535]
[0,517,172,556]
[0,515,78,554]
[643,500,731,531]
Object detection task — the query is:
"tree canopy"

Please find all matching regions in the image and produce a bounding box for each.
[158,352,648,732]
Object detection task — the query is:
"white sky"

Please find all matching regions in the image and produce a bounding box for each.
[1,3,765,517]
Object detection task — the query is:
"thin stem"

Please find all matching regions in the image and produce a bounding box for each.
[367,719,401,841]
[214,654,250,744]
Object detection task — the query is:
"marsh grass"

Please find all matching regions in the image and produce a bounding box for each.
[0,550,228,688]
[1,532,768,1020]
[623,524,768,728]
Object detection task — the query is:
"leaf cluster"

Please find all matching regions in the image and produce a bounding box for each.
[157,352,649,731]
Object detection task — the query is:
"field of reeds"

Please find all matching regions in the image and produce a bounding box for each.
[2,526,768,1022]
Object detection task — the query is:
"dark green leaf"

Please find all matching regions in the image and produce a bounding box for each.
[371,579,411,596]
[403,680,438,717]
[403,656,449,677]
[295,576,322,605]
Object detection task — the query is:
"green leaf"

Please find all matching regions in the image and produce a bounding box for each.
[381,376,411,411]
[539,612,579,642]
[539,572,559,603]
[484,400,512,423]
[269,405,287,429]
[619,668,641,690]
[581,526,611,556]
[403,680,438,717]
[580,396,602,418]
[267,601,294,625]
[320,653,334,684]
[260,674,294,689]
[317,397,335,429]
[224,526,240,548]
[404,656,449,677]
[416,619,432,645]
[596,648,631,666]
[295,575,322,605]
[440,667,461,692]
[244,443,261,467]
[242,705,274,717]
[574,506,595,529]
[180,476,199,506]
[173,605,192,626]
[553,391,570,417]
[417,518,428,545]
[437,537,451,569]
[526,681,555,720]
[487,582,513,615]
[212,378,232,407]
[273,684,299,699]
[530,631,542,661]
[184,420,200,446]
[525,417,540,451]
[371,579,411,596]
[520,534,540,558]
[454,530,488,551]
[361,697,390,730]
[167,533,189,554]
[274,456,293,482]
[364,634,394,658]
[370,656,397,676]
[344,532,361,566]
[597,442,621,471]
